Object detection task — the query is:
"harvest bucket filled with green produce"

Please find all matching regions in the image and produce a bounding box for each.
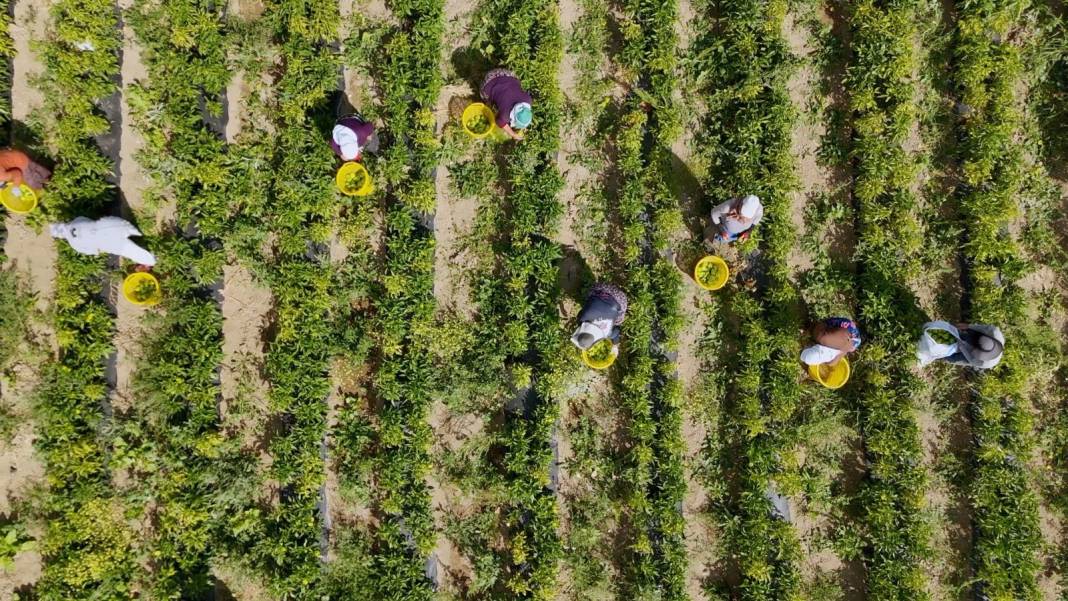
[581,339,616,370]
[809,357,850,389]
[123,272,162,306]
[335,162,374,196]
[462,102,495,139]
[0,184,38,214]
[694,255,729,291]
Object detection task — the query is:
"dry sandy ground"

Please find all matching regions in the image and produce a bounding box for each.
[425,0,482,591]
[109,0,154,418]
[0,0,52,595]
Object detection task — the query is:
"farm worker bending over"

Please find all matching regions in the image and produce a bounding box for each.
[801,317,862,367]
[710,194,763,243]
[0,148,51,193]
[916,321,1004,369]
[49,217,157,267]
[330,115,379,162]
[570,283,628,358]
[480,68,533,141]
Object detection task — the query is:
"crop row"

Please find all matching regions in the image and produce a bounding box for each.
[613,0,686,594]
[842,0,932,598]
[327,0,443,596]
[32,0,135,598]
[951,0,1042,596]
[691,0,805,597]
[255,0,338,593]
[124,0,241,597]
[461,0,567,595]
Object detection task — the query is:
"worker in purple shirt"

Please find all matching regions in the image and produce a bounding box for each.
[330,114,379,161]
[480,68,533,141]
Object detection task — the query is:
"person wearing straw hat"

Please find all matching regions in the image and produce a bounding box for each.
[709,194,764,243]
[330,114,379,162]
[916,321,1004,369]
[480,68,533,141]
[571,283,628,357]
[0,148,51,194]
[49,216,156,266]
[800,317,861,367]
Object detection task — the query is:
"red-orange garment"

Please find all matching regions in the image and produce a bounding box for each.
[0,149,30,186]
[0,149,50,189]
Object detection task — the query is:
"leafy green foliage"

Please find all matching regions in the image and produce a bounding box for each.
[690,0,806,597]
[842,0,933,598]
[331,0,444,594]
[31,0,136,597]
[952,0,1042,597]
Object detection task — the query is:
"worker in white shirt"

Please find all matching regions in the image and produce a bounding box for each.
[916,321,1004,369]
[710,194,764,243]
[49,216,156,266]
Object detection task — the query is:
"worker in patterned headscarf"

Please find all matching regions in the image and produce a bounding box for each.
[570,282,628,358]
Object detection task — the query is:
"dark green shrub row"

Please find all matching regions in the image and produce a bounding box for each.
[465,0,567,595]
[32,0,135,598]
[952,0,1041,597]
[690,0,805,597]
[123,0,242,597]
[224,0,339,594]
[614,0,686,593]
[325,0,443,597]
[843,0,932,598]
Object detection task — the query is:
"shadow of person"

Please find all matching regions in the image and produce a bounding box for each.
[451,47,492,92]
[665,146,705,240]
[7,120,51,169]
[557,245,594,305]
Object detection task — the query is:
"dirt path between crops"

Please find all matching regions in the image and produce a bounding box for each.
[425,0,482,592]
[782,8,869,598]
[785,10,825,276]
[108,0,153,420]
[671,3,726,595]
[0,0,53,596]
[5,0,53,318]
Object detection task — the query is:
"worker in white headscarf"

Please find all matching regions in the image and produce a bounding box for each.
[49,216,156,266]
[710,194,764,243]
[916,321,1004,369]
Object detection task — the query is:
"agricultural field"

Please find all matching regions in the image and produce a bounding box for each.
[0,0,1065,597]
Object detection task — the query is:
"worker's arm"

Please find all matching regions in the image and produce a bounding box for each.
[502,124,523,140]
[709,200,733,224]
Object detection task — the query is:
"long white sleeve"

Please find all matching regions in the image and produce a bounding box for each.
[709,200,732,225]
[113,239,157,266]
[63,217,155,265]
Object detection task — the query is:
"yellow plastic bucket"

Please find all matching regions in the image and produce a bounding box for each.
[336,162,374,197]
[122,272,162,306]
[0,185,38,214]
[462,102,496,139]
[581,340,617,370]
[694,255,729,291]
[809,357,850,389]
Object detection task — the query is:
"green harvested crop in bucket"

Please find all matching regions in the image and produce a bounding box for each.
[585,339,613,363]
[697,261,721,287]
[132,279,157,303]
[345,171,367,193]
[466,113,490,134]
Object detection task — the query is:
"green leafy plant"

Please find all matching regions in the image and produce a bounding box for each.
[951,0,1042,597]
[0,523,35,570]
[689,0,807,596]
